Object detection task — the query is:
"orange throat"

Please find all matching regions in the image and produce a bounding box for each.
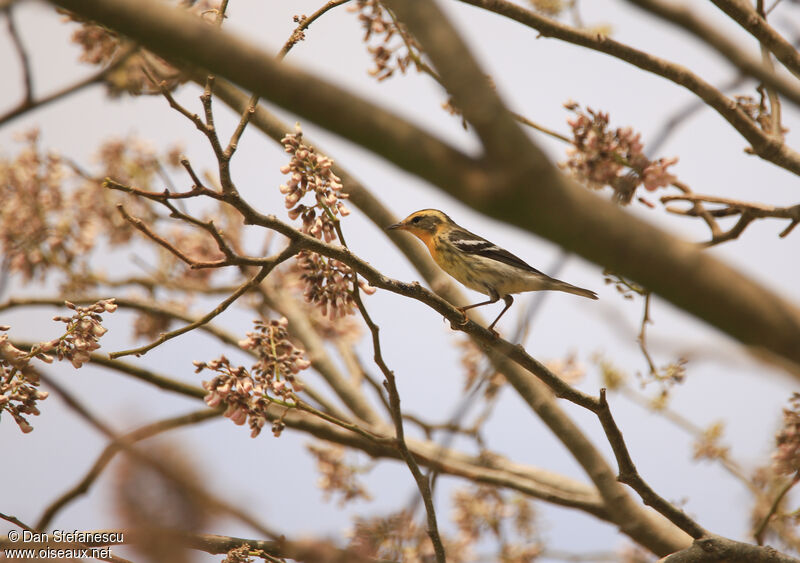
[408,229,438,255]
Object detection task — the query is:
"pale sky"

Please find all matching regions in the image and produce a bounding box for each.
[2,0,799,560]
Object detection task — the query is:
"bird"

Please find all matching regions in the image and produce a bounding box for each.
[387,209,597,333]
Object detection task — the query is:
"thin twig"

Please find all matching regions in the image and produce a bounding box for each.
[276,0,352,60]
[661,193,800,244]
[638,292,658,376]
[458,0,800,177]
[352,286,447,563]
[5,5,33,105]
[753,471,800,545]
[595,389,706,539]
[108,260,281,359]
[625,0,800,107]
[0,512,35,532]
[0,45,134,128]
[755,0,784,138]
[618,385,754,488]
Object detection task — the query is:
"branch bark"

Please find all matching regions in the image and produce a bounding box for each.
[49,0,800,373]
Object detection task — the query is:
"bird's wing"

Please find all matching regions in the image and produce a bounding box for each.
[448,228,545,275]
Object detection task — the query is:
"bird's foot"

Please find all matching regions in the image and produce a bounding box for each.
[446,307,470,330]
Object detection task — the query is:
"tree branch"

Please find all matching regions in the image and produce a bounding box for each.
[623,0,800,109]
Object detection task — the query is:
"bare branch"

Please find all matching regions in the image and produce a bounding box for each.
[623,0,800,109]
[458,0,800,177]
[595,390,706,539]
[661,193,800,244]
[277,0,352,59]
[710,0,800,79]
[658,535,800,563]
[4,5,33,105]
[753,471,800,546]
[352,287,446,563]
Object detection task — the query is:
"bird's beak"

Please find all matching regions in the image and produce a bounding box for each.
[386,221,406,231]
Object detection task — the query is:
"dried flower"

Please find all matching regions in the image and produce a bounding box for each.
[452,486,541,562]
[545,352,586,385]
[52,299,116,368]
[0,332,49,434]
[133,311,173,341]
[296,251,375,319]
[307,443,372,505]
[456,337,505,399]
[1,299,115,433]
[349,511,469,563]
[561,102,678,204]
[0,130,73,280]
[693,421,729,461]
[60,1,221,96]
[774,393,800,476]
[158,225,225,282]
[351,0,423,81]
[592,352,626,390]
[222,544,254,563]
[0,132,179,285]
[735,88,788,137]
[528,0,565,16]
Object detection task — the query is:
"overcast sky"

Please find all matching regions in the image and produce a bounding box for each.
[2,0,800,560]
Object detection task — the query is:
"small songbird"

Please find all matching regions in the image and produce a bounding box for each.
[387,209,597,333]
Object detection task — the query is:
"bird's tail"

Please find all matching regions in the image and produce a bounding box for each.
[550,280,598,300]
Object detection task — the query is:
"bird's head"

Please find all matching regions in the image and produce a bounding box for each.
[387,209,453,237]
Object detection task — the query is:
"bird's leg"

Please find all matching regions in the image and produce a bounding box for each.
[455,290,500,326]
[487,295,514,334]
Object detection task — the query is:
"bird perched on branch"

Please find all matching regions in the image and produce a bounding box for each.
[387,209,597,333]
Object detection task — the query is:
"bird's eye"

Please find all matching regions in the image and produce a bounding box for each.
[411,216,422,224]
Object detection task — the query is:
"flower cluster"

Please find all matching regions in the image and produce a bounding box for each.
[283,14,308,52]
[0,130,74,280]
[528,0,566,16]
[157,225,225,282]
[296,251,376,319]
[60,1,220,96]
[132,310,173,341]
[544,352,586,385]
[562,102,678,204]
[0,132,175,286]
[773,393,800,476]
[735,89,787,137]
[307,443,372,506]
[197,318,310,437]
[280,125,375,319]
[351,0,422,81]
[241,317,310,394]
[456,337,505,400]
[692,421,729,461]
[51,299,117,368]
[451,485,540,562]
[1,299,115,433]
[222,544,254,563]
[349,511,467,563]
[1,330,49,434]
[280,124,349,242]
